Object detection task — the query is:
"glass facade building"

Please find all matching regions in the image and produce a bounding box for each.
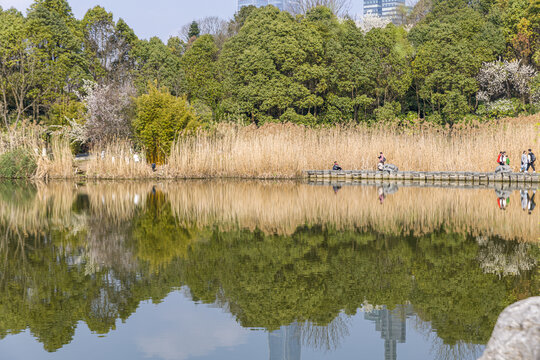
[363,0,406,23]
[237,0,289,11]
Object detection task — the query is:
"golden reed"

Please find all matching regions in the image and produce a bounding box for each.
[0,115,538,179]
[165,115,540,178]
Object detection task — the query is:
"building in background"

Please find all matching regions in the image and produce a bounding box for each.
[363,0,407,23]
[237,0,290,11]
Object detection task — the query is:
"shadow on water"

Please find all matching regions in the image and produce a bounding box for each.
[0,180,537,358]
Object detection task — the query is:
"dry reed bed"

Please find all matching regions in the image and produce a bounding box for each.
[0,116,538,179]
[164,181,540,243]
[166,115,540,178]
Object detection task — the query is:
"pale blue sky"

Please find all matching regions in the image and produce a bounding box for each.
[0,0,364,40]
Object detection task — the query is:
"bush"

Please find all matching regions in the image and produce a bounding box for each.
[374,102,401,122]
[0,148,37,178]
[133,83,200,164]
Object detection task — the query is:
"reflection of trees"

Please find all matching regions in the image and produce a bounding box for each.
[299,314,351,351]
[476,236,538,277]
[0,182,538,354]
[179,228,540,345]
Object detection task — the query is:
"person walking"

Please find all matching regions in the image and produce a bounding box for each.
[527,149,536,173]
[521,151,528,172]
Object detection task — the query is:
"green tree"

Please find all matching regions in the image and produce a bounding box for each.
[25,0,85,120]
[132,37,184,95]
[188,21,200,39]
[133,83,199,163]
[180,34,222,114]
[220,6,325,124]
[409,2,505,123]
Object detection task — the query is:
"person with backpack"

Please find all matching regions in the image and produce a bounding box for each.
[521,151,528,172]
[377,152,386,171]
[527,149,536,173]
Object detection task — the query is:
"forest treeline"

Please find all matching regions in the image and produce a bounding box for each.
[0,0,539,162]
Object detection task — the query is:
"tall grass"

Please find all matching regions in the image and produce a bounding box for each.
[84,140,151,179]
[166,115,540,178]
[0,115,538,179]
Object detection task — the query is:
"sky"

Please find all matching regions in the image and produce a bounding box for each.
[0,0,364,41]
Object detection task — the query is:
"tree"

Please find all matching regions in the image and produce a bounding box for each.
[220,6,326,124]
[0,8,37,128]
[132,37,184,95]
[25,0,84,119]
[287,0,352,17]
[409,3,505,123]
[79,80,135,143]
[133,83,199,163]
[180,35,222,113]
[187,21,200,40]
[82,6,116,81]
[227,5,257,36]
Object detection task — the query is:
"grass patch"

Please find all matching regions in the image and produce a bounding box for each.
[0,148,37,178]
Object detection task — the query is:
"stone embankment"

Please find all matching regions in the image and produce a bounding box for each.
[304,170,540,184]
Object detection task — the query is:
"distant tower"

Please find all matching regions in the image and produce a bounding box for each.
[363,0,406,23]
[237,0,290,12]
[364,305,412,360]
[269,323,301,360]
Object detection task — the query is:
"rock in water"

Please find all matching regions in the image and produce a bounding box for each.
[383,164,398,173]
[495,165,512,174]
[479,296,540,360]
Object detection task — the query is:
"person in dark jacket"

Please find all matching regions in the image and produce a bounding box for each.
[332,161,342,171]
[527,149,536,173]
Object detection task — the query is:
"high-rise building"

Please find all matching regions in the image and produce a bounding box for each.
[237,0,290,12]
[363,0,406,23]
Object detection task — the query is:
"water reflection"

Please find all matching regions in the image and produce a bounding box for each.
[0,180,538,359]
[365,305,413,360]
[269,323,301,360]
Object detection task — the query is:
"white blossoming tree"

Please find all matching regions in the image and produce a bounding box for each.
[356,13,390,33]
[477,59,537,104]
[77,80,136,144]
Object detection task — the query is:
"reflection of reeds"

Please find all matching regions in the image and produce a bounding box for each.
[0,182,76,235]
[0,180,536,243]
[165,181,540,242]
[83,182,152,223]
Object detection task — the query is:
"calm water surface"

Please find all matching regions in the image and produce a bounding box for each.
[0,180,538,360]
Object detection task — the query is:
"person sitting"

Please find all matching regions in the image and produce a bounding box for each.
[377,152,386,171]
[332,161,342,171]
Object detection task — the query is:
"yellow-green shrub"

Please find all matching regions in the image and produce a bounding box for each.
[133,83,199,164]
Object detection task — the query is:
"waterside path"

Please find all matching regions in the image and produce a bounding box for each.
[303,170,540,184]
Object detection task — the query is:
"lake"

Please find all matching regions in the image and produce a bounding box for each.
[0,180,538,360]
